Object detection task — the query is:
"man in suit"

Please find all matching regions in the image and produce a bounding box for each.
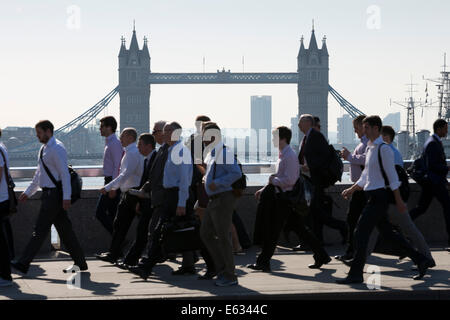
[130,122,194,280]
[298,114,347,245]
[13,120,87,274]
[410,119,450,247]
[95,128,145,264]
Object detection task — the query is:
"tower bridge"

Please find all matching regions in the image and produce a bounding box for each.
[8,26,364,160]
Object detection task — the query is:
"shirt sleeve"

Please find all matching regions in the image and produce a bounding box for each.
[346,149,366,166]
[53,146,71,200]
[380,144,401,191]
[356,165,368,189]
[212,148,242,188]
[177,149,193,207]
[111,141,123,179]
[105,151,139,192]
[272,153,299,189]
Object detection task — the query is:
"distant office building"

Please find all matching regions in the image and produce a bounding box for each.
[383,112,401,133]
[290,115,300,149]
[397,131,409,160]
[251,95,272,157]
[416,130,430,155]
[337,114,354,145]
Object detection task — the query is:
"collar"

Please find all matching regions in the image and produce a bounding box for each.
[305,127,313,138]
[433,133,442,142]
[279,144,290,157]
[45,136,56,148]
[106,133,117,143]
[368,136,384,147]
[361,135,369,144]
[125,143,137,152]
[167,140,181,152]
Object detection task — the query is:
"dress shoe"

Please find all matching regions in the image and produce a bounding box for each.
[334,253,353,261]
[10,261,29,275]
[292,244,311,252]
[411,258,436,271]
[129,265,152,281]
[308,256,332,269]
[172,266,196,275]
[198,271,217,280]
[247,263,271,272]
[115,262,131,270]
[62,264,88,273]
[95,252,117,264]
[413,259,435,280]
[336,275,364,284]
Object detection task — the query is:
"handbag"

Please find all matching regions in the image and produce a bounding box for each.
[0,148,18,215]
[40,147,82,204]
[161,215,202,253]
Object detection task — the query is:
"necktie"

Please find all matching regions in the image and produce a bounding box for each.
[139,158,148,187]
[298,136,307,165]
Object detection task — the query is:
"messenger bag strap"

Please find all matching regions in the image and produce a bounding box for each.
[39,146,59,187]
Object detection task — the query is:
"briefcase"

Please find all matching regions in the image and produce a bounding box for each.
[161,216,202,253]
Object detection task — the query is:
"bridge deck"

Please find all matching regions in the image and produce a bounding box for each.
[2,245,449,300]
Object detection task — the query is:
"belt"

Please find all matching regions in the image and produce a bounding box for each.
[42,187,57,191]
[164,187,179,192]
[209,190,232,200]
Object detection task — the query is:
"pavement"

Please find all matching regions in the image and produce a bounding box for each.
[1,245,449,300]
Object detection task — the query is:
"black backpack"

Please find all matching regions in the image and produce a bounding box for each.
[320,144,344,187]
[378,143,410,204]
[407,155,428,185]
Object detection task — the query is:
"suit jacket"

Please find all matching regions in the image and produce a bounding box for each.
[424,135,448,185]
[300,129,331,186]
[142,144,170,207]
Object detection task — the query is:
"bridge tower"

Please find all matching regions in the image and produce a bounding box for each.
[118,25,151,135]
[297,26,329,139]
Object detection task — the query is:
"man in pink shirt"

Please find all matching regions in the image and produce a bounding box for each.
[96,116,124,235]
[249,126,330,272]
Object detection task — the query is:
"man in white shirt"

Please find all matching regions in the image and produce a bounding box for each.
[336,116,434,284]
[12,120,87,275]
[96,127,143,263]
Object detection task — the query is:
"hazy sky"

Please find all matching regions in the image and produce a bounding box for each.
[1,0,449,133]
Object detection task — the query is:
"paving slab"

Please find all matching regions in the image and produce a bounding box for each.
[1,246,449,300]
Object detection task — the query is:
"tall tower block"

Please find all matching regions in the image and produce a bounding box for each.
[118,26,151,135]
[297,26,329,139]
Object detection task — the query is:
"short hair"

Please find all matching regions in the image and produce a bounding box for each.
[35,120,54,134]
[275,126,292,145]
[138,133,156,148]
[300,114,314,125]
[121,127,137,141]
[168,121,182,131]
[100,116,117,132]
[362,115,382,131]
[203,121,221,133]
[313,116,320,124]
[353,115,366,125]
[381,125,396,141]
[433,119,448,132]
[153,120,167,130]
[195,115,211,122]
